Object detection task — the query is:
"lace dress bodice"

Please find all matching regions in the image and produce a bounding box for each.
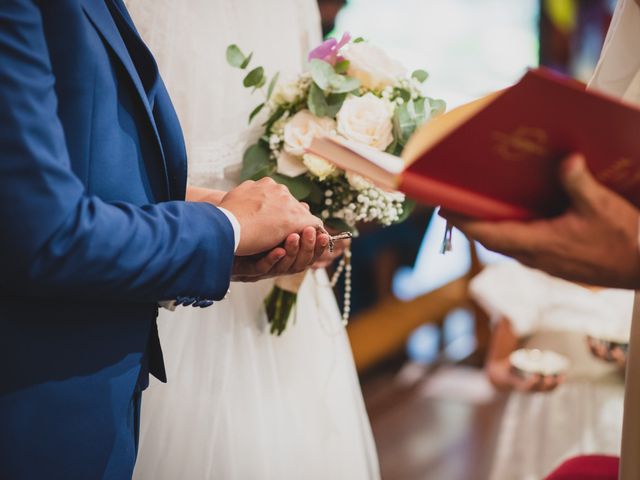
[127,0,321,191]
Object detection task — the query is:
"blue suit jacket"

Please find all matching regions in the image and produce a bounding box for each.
[0,1,235,478]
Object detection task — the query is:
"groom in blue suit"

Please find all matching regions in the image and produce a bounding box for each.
[0,1,326,478]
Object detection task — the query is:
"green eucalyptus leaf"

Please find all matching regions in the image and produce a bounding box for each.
[269,173,313,200]
[412,97,429,126]
[252,75,266,92]
[248,102,265,123]
[353,37,365,43]
[396,198,416,224]
[334,60,350,74]
[328,74,360,94]
[325,92,348,116]
[385,138,398,155]
[429,98,447,116]
[411,69,429,83]
[308,83,347,117]
[325,217,355,234]
[310,59,360,94]
[267,71,280,100]
[396,88,411,103]
[393,103,416,146]
[243,66,264,88]
[241,142,274,181]
[308,82,327,116]
[240,52,253,69]
[309,59,335,91]
[305,182,325,207]
[226,45,246,68]
[391,142,404,156]
[262,106,286,129]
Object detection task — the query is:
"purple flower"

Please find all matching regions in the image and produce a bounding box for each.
[308,32,351,66]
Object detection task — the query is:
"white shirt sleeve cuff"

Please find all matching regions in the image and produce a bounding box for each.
[217,207,241,253]
[158,300,177,311]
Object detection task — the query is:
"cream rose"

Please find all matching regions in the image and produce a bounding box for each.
[302,153,335,180]
[283,110,336,157]
[337,93,394,151]
[276,151,308,177]
[343,42,406,91]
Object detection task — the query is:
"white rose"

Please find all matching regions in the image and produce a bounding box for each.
[346,172,373,191]
[283,110,336,156]
[302,154,335,180]
[343,42,407,90]
[276,150,308,177]
[337,93,394,151]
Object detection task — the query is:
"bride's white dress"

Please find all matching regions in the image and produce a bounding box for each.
[126,1,380,479]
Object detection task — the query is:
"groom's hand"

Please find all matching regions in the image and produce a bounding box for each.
[219,178,324,256]
[232,227,329,282]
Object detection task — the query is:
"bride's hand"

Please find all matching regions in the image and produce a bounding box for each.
[232,227,329,282]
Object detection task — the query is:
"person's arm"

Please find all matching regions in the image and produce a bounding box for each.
[486,318,564,392]
[0,1,233,302]
[448,154,640,289]
[186,186,226,204]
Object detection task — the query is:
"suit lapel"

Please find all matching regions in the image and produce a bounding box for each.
[82,0,171,199]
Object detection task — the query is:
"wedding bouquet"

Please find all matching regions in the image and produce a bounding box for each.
[227,33,445,335]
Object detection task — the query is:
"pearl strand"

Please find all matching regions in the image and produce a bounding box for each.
[330,246,352,326]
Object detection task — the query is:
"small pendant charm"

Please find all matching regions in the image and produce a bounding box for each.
[440,221,454,254]
[328,231,353,254]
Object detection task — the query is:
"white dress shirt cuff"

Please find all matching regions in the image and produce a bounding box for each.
[218,207,241,253]
[159,300,177,311]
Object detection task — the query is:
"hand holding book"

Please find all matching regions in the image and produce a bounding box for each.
[308,67,640,288]
[447,153,640,290]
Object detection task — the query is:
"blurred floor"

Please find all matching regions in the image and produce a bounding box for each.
[362,363,508,480]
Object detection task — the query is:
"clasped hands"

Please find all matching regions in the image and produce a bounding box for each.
[187,178,345,283]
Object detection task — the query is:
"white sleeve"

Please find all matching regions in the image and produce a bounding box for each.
[469,262,547,337]
[217,207,241,253]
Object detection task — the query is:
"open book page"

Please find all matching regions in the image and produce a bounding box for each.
[307,136,402,189]
[329,136,405,174]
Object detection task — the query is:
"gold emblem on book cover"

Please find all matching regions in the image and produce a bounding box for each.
[596,157,640,192]
[493,127,549,162]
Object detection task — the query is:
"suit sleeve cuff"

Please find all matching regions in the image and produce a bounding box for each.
[217,207,240,253]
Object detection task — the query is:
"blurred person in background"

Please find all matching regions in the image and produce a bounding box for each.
[470,261,632,480]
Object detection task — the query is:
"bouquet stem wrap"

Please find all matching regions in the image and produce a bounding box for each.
[265,271,307,335]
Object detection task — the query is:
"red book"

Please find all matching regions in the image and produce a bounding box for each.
[308,68,640,220]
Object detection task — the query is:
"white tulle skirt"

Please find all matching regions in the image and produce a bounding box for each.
[133,270,380,480]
